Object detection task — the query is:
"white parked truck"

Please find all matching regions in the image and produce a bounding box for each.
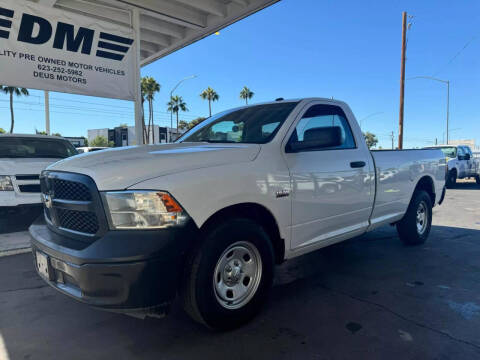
[424,145,480,187]
[30,98,446,329]
[0,134,77,226]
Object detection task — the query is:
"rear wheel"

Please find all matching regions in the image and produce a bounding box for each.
[181,218,274,330]
[446,170,456,189]
[396,190,432,246]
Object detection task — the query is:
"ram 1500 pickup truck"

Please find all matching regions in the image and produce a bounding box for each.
[30,98,446,329]
[424,145,480,187]
[0,134,77,228]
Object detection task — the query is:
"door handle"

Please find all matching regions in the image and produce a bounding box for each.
[350,161,366,168]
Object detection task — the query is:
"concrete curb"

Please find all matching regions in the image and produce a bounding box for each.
[0,231,32,257]
[0,247,31,258]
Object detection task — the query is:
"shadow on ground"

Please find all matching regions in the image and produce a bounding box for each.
[1,224,480,360]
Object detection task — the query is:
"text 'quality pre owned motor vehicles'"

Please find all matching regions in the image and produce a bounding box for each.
[29,98,447,329]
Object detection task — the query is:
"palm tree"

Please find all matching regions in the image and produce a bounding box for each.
[167,95,188,131]
[239,86,254,105]
[1,86,29,133]
[199,87,219,117]
[141,77,160,144]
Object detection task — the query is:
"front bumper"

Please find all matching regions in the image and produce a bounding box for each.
[29,217,199,316]
[0,191,42,207]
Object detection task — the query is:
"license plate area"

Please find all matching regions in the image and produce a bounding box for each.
[36,251,51,280]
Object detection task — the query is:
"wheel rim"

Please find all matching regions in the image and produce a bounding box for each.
[213,241,262,310]
[416,201,428,235]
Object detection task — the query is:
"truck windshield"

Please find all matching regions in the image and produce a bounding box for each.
[177,102,299,144]
[0,137,78,158]
[426,146,457,158]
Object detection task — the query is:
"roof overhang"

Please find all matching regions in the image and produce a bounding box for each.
[30,0,280,67]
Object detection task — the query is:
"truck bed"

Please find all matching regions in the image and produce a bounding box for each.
[369,149,446,229]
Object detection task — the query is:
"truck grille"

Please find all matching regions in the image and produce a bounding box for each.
[40,171,107,238]
[15,174,41,193]
[18,184,41,193]
[51,178,92,201]
[56,208,99,234]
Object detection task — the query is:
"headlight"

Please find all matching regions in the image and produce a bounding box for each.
[103,191,189,229]
[0,176,14,191]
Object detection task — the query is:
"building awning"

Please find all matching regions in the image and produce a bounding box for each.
[30,0,280,67]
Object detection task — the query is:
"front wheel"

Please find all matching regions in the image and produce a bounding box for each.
[446,170,456,189]
[181,218,274,330]
[396,190,433,246]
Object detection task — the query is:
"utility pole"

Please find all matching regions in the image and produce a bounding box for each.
[44,91,50,135]
[398,11,407,150]
[446,80,450,144]
[390,131,395,149]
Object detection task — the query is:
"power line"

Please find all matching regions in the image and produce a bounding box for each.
[433,35,477,76]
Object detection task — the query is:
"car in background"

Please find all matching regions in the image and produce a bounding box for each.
[76,147,109,153]
[0,134,77,229]
[424,145,480,187]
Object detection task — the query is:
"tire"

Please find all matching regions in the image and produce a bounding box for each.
[446,170,456,189]
[181,218,275,330]
[396,190,432,246]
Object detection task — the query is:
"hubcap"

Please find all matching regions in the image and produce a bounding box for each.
[416,201,428,235]
[213,241,262,309]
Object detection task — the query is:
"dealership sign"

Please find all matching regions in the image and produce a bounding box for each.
[0,0,136,100]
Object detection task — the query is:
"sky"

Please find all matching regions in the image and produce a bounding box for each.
[1,0,479,149]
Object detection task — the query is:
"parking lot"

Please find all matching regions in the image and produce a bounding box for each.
[1,181,479,360]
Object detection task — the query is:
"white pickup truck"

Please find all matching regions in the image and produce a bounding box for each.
[0,134,77,229]
[30,98,446,329]
[425,145,480,187]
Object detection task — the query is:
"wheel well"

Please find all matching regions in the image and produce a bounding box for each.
[200,203,285,264]
[415,176,435,205]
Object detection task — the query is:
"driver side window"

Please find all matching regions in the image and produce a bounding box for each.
[288,104,356,151]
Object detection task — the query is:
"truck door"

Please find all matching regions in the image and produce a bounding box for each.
[283,102,374,250]
[457,146,467,178]
[464,146,474,176]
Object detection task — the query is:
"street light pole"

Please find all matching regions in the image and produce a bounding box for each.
[169,75,197,141]
[407,76,450,144]
[359,112,384,130]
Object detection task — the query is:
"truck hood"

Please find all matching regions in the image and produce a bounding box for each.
[0,157,62,176]
[48,143,261,190]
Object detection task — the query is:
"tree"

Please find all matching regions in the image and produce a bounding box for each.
[200,87,219,117]
[1,86,29,133]
[363,131,378,149]
[167,95,188,130]
[90,135,110,147]
[179,117,207,131]
[178,120,189,130]
[52,132,62,137]
[141,77,161,144]
[0,128,5,134]
[82,137,89,147]
[239,86,254,105]
[119,123,128,128]
[35,130,48,135]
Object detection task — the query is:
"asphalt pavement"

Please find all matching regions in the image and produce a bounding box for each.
[1,181,479,360]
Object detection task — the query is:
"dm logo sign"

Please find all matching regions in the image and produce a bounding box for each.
[0,0,136,100]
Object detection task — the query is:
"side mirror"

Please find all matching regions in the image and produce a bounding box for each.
[288,126,342,152]
[464,154,471,160]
